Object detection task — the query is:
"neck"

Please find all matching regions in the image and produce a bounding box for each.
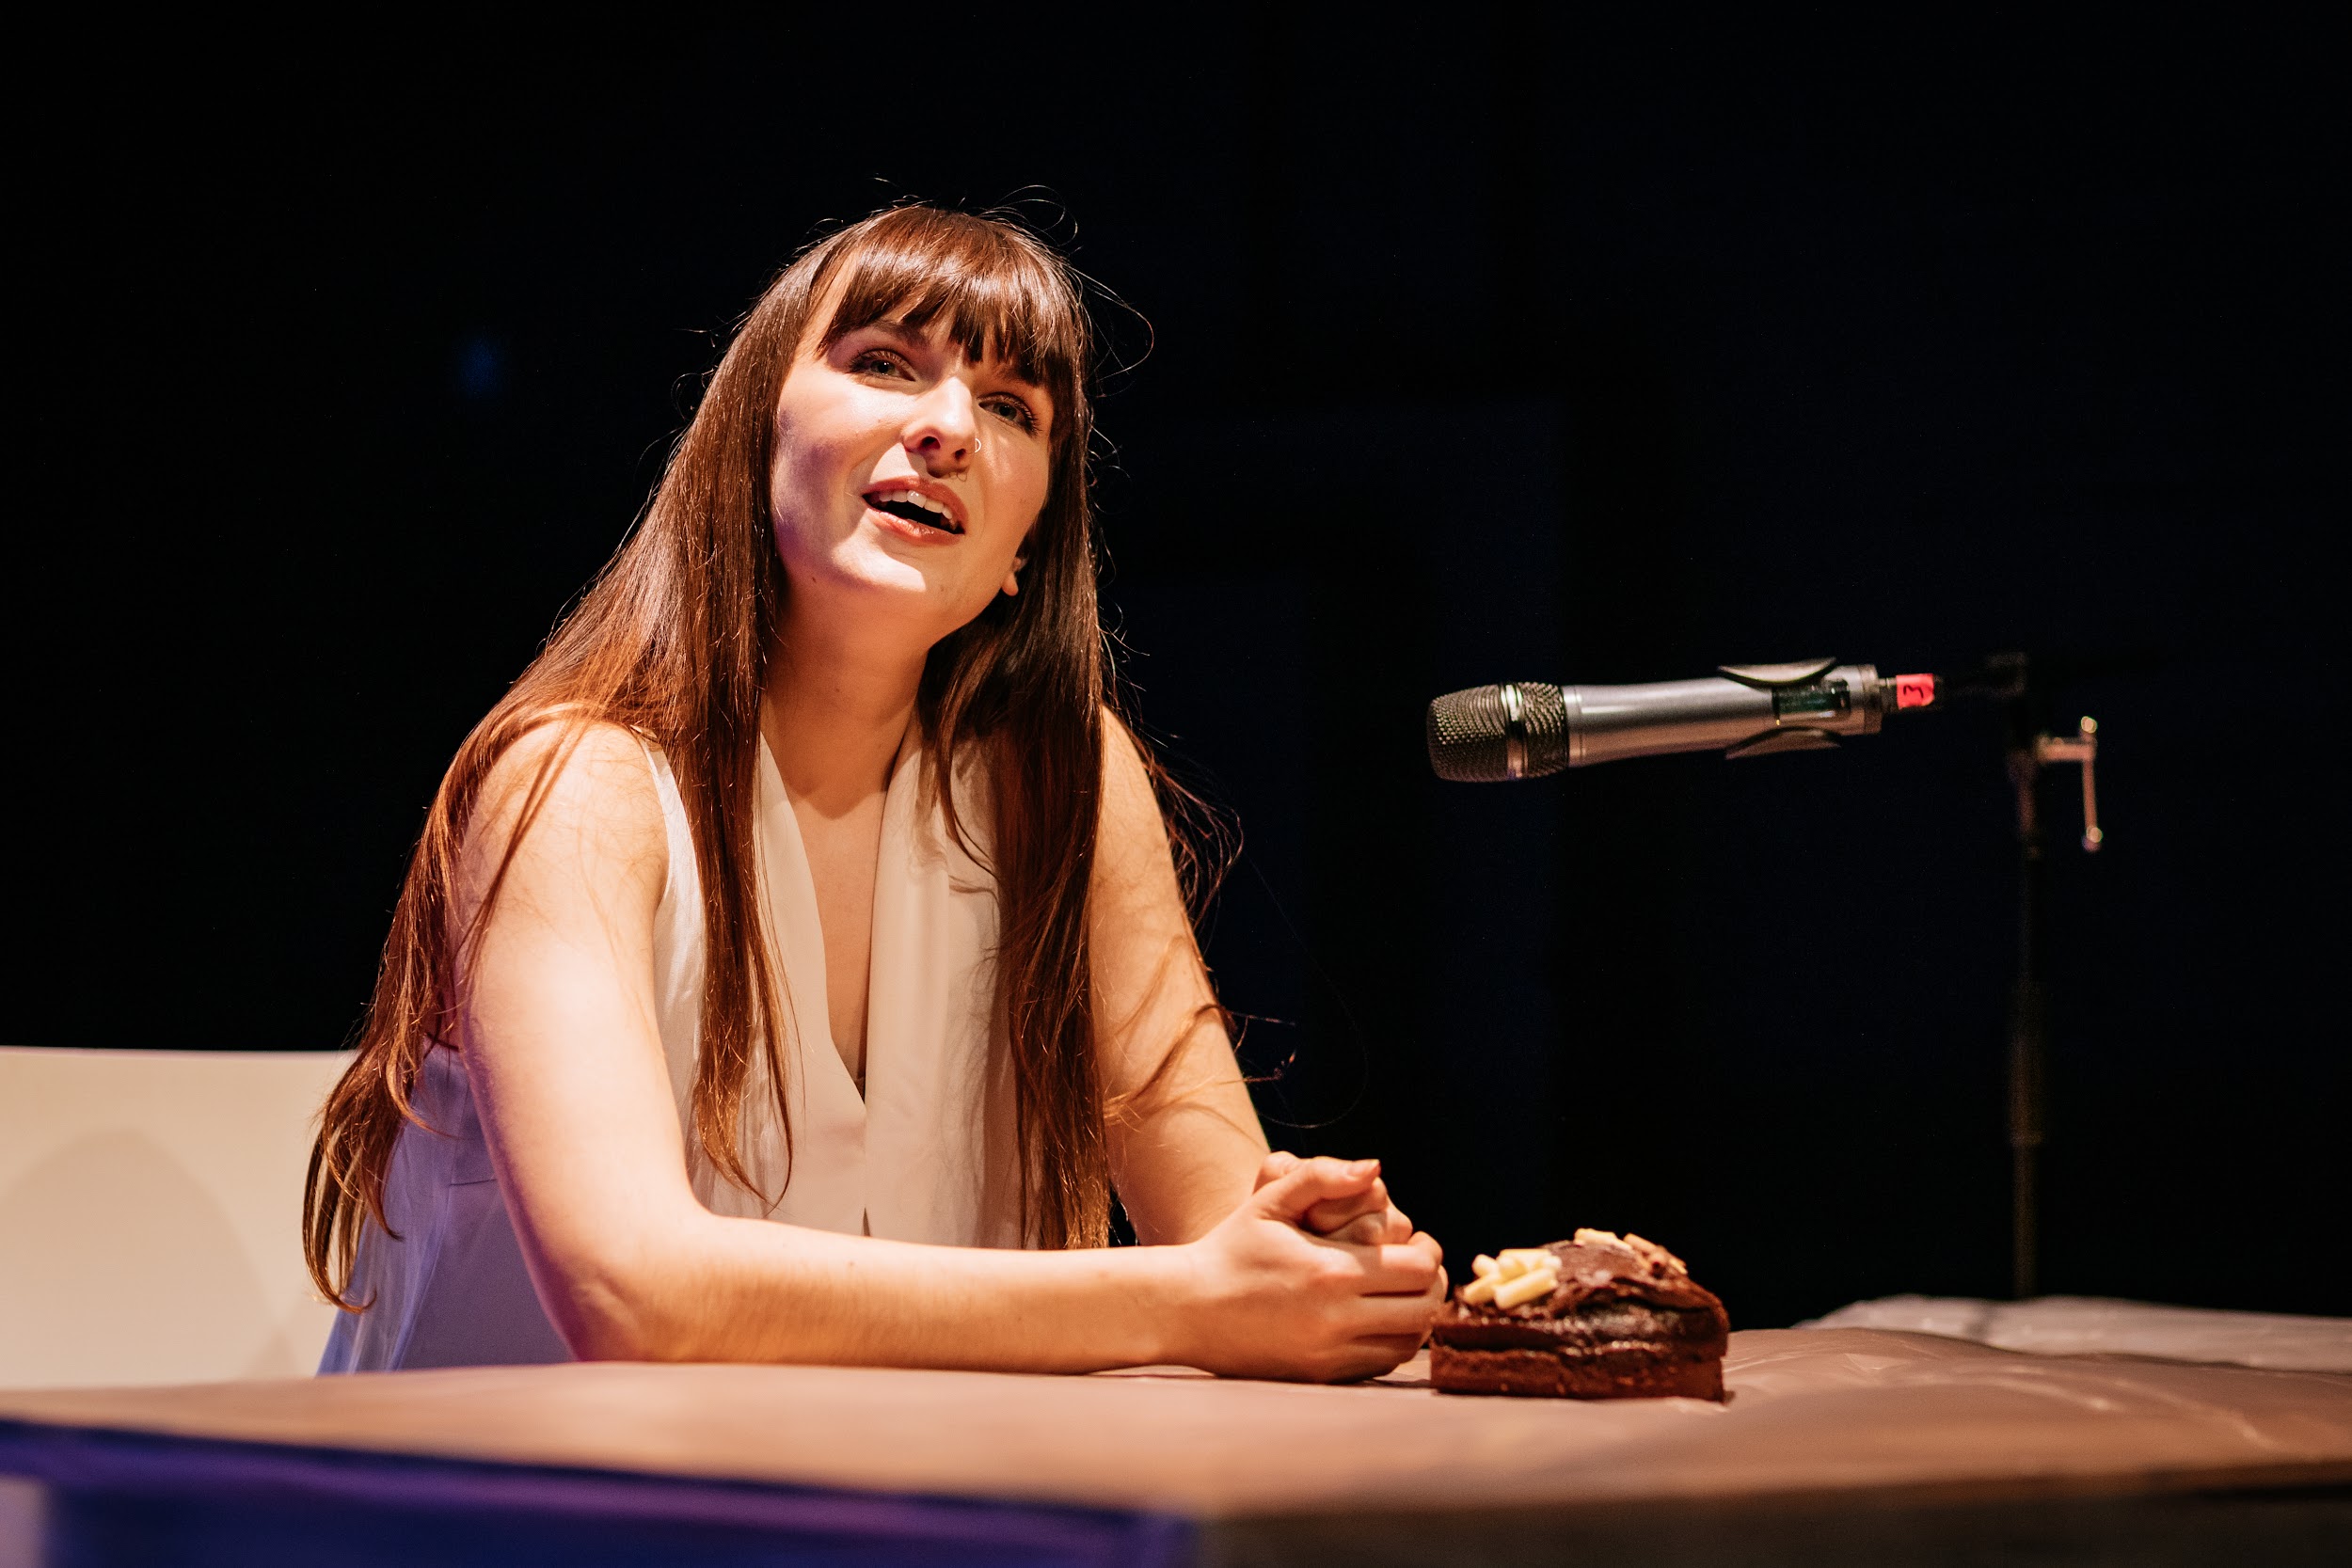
[761,611,927,816]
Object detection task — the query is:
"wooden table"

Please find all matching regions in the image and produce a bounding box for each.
[6,1328,2350,1564]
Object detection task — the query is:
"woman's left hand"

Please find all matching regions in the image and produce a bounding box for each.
[1254,1151,1413,1247]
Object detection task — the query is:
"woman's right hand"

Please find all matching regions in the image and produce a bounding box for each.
[1170,1155,1445,1383]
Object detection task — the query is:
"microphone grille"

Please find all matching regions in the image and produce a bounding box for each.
[1426,683,1570,782]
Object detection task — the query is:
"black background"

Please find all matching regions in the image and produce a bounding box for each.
[12,17,2345,1325]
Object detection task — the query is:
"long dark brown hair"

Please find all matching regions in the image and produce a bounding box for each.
[306,205,1165,1305]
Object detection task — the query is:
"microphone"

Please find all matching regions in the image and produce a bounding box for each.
[1426,658,1943,781]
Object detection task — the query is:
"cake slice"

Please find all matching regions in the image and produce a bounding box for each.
[1430,1229,1728,1400]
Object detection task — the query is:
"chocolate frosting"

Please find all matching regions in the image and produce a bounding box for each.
[1435,1233,1728,1350]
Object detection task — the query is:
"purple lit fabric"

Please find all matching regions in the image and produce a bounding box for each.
[1,1420,1190,1567]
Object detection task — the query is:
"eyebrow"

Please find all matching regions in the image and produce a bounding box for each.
[859,318,930,351]
[826,316,945,357]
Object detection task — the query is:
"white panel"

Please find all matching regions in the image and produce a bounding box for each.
[0,1047,354,1389]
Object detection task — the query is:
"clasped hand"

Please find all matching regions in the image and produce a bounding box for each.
[1174,1152,1446,1383]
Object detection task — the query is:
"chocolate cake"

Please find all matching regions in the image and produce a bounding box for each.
[1430,1229,1728,1400]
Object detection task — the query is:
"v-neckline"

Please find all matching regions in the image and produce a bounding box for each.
[755,730,914,1107]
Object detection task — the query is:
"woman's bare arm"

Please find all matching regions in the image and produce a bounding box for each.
[453,722,1440,1377]
[1090,719,1420,1252]
[1087,717,1266,1243]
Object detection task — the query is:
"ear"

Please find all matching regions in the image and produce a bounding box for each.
[1001,551,1027,597]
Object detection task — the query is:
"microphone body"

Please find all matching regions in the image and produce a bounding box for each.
[1429,661,1935,781]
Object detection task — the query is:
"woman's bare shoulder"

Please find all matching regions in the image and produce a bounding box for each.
[1095,709,1177,888]
[461,715,669,902]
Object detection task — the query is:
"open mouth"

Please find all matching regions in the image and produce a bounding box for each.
[866,489,963,535]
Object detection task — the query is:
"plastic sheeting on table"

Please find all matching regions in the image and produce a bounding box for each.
[1801,1294,2352,1373]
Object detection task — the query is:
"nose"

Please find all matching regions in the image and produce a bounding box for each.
[903,377,979,473]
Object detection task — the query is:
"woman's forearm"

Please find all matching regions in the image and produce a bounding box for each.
[546,1212,1196,1371]
[525,1155,1444,1381]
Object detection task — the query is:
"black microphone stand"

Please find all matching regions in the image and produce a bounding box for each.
[1962,654,2103,1299]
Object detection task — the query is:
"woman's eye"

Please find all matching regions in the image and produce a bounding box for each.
[982,395,1038,433]
[849,349,909,377]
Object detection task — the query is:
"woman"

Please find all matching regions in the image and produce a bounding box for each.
[305,205,1444,1380]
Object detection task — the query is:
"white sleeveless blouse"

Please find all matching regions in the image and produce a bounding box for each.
[320,733,1019,1373]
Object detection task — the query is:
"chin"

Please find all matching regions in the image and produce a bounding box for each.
[795,545,972,632]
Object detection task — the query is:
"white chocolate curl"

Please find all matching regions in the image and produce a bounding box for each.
[1458,1244,1563,1308]
[1492,1267,1560,1308]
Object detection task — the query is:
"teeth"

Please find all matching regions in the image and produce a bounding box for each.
[872,488,953,522]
